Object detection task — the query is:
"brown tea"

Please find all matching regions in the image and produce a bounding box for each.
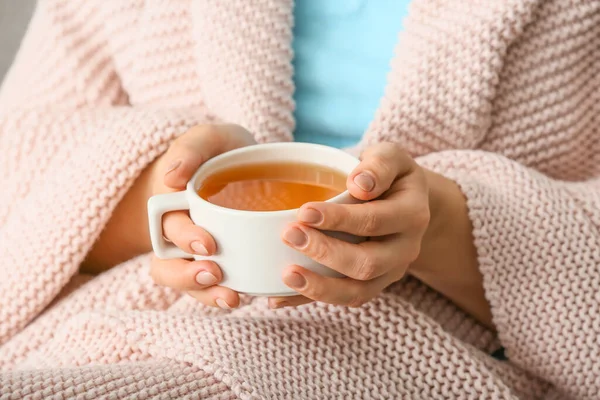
[197,162,347,211]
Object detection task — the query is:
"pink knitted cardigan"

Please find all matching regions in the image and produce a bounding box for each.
[0,0,598,398]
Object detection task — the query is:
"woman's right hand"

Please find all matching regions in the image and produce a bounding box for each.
[149,124,256,309]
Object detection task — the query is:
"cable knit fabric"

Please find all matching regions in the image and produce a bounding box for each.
[0,0,598,399]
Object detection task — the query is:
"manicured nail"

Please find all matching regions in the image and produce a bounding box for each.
[216,298,231,309]
[284,272,306,289]
[282,227,308,248]
[271,301,289,309]
[165,159,182,175]
[195,271,217,286]
[191,241,209,256]
[298,208,323,225]
[353,172,375,192]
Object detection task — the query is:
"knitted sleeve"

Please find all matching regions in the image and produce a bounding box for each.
[419,150,600,400]
[0,360,236,399]
[0,2,206,345]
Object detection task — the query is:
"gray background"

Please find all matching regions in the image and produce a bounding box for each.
[0,0,37,83]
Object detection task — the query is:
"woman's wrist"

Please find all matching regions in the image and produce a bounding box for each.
[409,169,494,329]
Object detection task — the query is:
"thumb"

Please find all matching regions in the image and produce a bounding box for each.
[162,124,255,189]
[347,142,414,201]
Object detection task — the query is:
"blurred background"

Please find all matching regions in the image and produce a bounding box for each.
[0,0,36,82]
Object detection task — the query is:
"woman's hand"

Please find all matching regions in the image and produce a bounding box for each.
[268,143,431,308]
[270,142,493,329]
[147,124,256,309]
[82,123,255,285]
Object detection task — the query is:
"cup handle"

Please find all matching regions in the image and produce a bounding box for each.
[147,191,195,259]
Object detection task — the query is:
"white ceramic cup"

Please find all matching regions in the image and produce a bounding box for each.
[147,142,361,296]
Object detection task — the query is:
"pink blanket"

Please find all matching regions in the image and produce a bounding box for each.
[1,1,599,398]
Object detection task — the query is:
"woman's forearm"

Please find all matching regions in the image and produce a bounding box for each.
[80,163,155,274]
[410,171,494,330]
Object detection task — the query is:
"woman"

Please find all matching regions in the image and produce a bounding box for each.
[1,0,598,398]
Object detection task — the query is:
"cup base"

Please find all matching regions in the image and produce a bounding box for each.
[239,290,298,297]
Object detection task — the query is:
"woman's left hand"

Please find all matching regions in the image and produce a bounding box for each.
[269,142,431,309]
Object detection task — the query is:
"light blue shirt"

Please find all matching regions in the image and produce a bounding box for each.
[292,0,411,148]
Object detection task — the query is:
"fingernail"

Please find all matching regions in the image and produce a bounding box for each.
[191,241,209,256]
[298,208,323,225]
[216,298,231,310]
[195,271,217,286]
[165,159,182,175]
[284,272,306,289]
[271,301,289,309]
[282,227,308,248]
[353,172,375,192]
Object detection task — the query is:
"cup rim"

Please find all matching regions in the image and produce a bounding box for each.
[185,142,359,216]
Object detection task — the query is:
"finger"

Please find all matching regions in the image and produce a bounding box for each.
[282,224,414,281]
[297,193,430,236]
[268,295,313,309]
[187,285,241,309]
[348,142,419,200]
[162,211,217,256]
[150,257,222,290]
[281,265,397,308]
[163,124,255,189]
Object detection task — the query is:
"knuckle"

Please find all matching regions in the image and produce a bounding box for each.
[410,206,431,231]
[405,242,422,264]
[354,253,377,281]
[220,123,243,131]
[162,213,174,229]
[165,142,197,167]
[327,206,350,230]
[359,210,380,235]
[179,124,223,149]
[163,228,181,246]
[166,137,183,153]
[214,123,254,145]
[304,282,325,300]
[309,239,332,265]
[223,123,246,135]
[389,142,407,157]
[369,154,392,176]
[193,124,220,137]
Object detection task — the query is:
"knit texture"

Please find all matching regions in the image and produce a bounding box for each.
[0,0,598,399]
